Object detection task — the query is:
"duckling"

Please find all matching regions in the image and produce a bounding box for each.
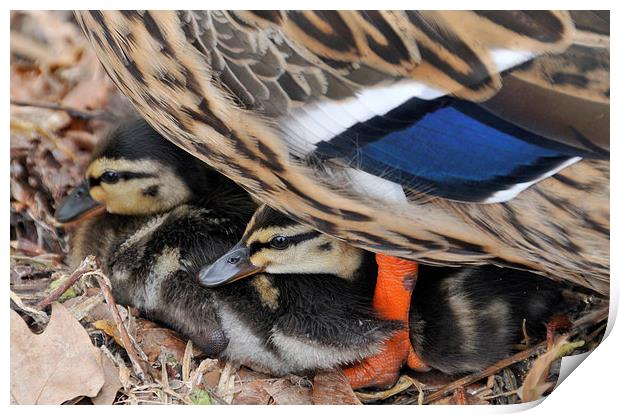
[200,205,569,376]
[409,265,567,374]
[55,118,256,355]
[208,258,398,375]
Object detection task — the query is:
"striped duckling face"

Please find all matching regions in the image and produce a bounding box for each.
[83,156,191,216]
[198,205,364,287]
[56,119,197,223]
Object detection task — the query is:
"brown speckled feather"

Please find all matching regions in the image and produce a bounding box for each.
[75,10,609,295]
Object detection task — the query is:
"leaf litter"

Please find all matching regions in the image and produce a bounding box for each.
[9,10,609,405]
[10,303,106,404]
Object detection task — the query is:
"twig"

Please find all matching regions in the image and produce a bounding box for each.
[583,323,607,346]
[93,270,152,382]
[10,254,58,267]
[356,375,419,403]
[182,340,193,384]
[521,318,530,348]
[216,361,237,404]
[10,118,77,162]
[424,341,546,404]
[11,99,101,120]
[10,290,49,326]
[423,306,608,404]
[159,351,170,405]
[35,255,97,310]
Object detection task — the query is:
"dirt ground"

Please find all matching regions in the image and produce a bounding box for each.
[9,11,609,405]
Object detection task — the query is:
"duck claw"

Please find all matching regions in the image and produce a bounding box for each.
[343,329,411,389]
[344,254,428,390]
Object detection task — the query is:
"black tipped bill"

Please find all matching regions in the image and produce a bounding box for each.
[198,244,263,287]
[55,181,102,223]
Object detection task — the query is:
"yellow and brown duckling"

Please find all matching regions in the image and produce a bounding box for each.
[200,213,397,375]
[55,118,256,355]
[200,205,571,378]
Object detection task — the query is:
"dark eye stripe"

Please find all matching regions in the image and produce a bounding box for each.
[288,231,321,245]
[88,171,155,187]
[249,231,321,254]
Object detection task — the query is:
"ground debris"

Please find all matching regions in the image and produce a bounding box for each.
[520,336,585,402]
[10,10,121,260]
[10,304,106,404]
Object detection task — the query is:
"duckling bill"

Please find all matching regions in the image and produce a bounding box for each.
[55,181,104,223]
[199,242,263,286]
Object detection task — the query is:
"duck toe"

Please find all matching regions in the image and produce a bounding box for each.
[344,254,428,389]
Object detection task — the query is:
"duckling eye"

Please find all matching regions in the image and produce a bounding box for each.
[100,170,120,184]
[269,235,289,250]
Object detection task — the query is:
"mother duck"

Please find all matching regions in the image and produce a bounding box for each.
[75,11,609,388]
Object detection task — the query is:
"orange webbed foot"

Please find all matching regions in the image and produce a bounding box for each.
[344,254,429,390]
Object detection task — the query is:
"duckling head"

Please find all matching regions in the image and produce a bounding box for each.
[198,205,364,286]
[56,118,223,222]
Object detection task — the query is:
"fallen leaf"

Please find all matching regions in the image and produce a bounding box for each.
[312,370,361,405]
[233,379,272,404]
[216,361,238,404]
[203,370,222,390]
[262,378,313,405]
[520,336,585,402]
[94,317,189,367]
[10,303,105,404]
[134,320,189,364]
[92,353,122,405]
[233,369,272,405]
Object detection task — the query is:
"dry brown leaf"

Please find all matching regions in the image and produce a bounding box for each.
[94,317,189,366]
[520,336,585,402]
[92,353,122,405]
[233,369,272,405]
[262,378,313,405]
[233,379,273,405]
[10,304,105,404]
[312,370,361,405]
[134,320,189,364]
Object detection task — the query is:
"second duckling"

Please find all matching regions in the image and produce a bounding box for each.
[200,205,570,376]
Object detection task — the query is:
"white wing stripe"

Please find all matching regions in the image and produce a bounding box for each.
[484,157,582,203]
